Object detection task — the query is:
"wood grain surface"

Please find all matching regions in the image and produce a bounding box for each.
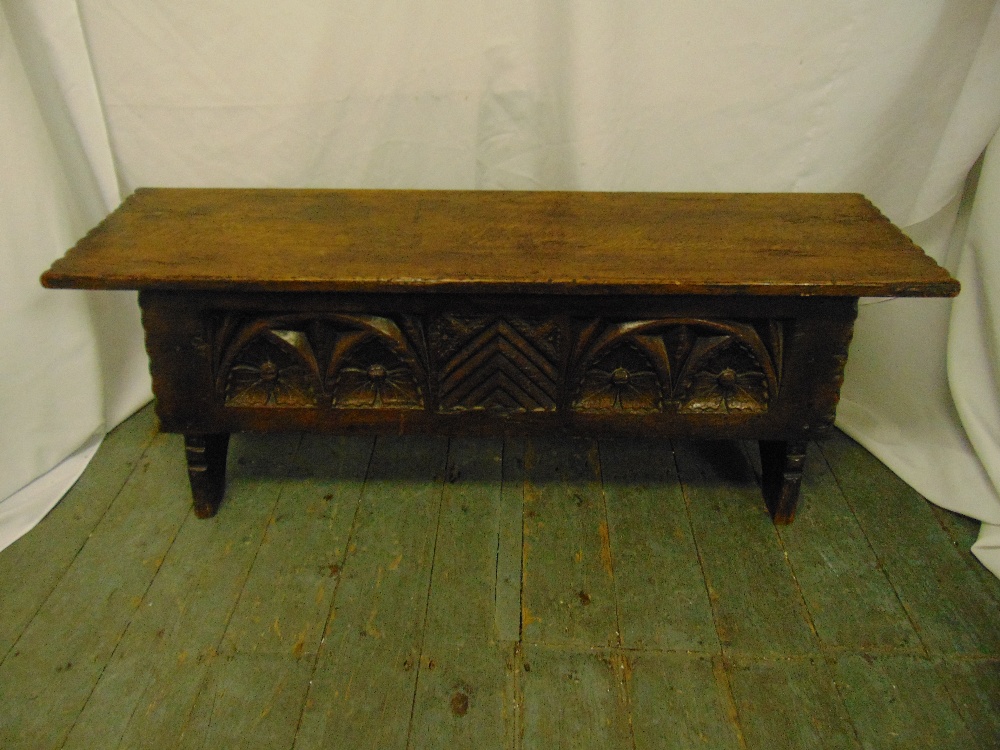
[42,189,959,297]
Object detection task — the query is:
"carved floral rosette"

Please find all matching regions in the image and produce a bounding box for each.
[570,318,782,414]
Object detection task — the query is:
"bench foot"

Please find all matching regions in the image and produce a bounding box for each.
[184,433,230,518]
[759,440,807,524]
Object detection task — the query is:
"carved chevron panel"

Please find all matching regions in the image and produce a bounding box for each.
[430,316,562,413]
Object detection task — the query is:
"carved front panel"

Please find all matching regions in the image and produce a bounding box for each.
[571,319,782,414]
[204,309,786,419]
[428,316,562,413]
[212,313,426,409]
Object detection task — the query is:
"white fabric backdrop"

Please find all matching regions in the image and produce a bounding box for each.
[3,0,1000,576]
[0,1,144,545]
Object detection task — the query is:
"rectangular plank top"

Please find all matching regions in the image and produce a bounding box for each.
[42,188,959,297]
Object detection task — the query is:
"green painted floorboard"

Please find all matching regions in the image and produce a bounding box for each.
[1,410,998,749]
[293,435,449,750]
[673,440,817,657]
[0,404,158,658]
[0,429,192,749]
[820,431,1000,657]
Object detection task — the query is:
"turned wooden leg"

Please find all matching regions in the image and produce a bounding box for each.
[184,433,230,518]
[759,440,807,525]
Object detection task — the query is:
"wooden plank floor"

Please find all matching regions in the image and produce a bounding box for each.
[2,403,998,749]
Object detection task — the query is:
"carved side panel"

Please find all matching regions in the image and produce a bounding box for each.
[212,313,425,410]
[813,316,856,433]
[429,316,562,413]
[572,318,782,414]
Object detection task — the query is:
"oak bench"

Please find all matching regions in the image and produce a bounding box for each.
[42,189,959,523]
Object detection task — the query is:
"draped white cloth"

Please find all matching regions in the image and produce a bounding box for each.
[3,1,999,576]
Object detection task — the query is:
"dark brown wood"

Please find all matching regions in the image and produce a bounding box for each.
[136,291,858,441]
[759,440,808,524]
[184,433,229,518]
[41,189,960,522]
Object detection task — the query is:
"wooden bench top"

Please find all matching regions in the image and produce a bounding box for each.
[42,188,959,297]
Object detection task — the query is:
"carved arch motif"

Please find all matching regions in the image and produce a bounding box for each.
[213,312,426,409]
[571,318,782,414]
[222,328,321,407]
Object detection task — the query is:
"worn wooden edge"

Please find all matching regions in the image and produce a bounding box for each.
[39,272,960,298]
